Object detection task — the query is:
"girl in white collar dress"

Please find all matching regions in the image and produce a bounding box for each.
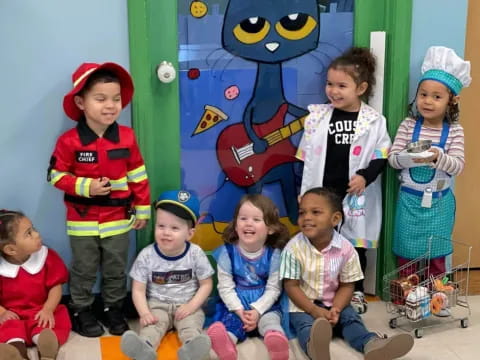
[0,210,71,360]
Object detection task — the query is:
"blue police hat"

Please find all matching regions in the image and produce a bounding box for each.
[155,190,199,224]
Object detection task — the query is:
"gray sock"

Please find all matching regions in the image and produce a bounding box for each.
[120,330,157,360]
[178,334,212,360]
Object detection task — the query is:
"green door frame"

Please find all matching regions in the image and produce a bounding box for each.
[354,0,412,295]
[127,0,181,251]
[127,0,413,296]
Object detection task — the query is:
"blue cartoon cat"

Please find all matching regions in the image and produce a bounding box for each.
[216,0,320,223]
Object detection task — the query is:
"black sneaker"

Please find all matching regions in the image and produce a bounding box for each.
[103,305,130,335]
[72,308,105,337]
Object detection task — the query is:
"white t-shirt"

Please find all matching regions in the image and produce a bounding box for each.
[130,242,214,304]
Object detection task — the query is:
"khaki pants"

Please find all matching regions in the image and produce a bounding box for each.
[69,232,130,309]
[140,299,205,349]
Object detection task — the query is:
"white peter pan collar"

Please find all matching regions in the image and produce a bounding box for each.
[0,245,48,278]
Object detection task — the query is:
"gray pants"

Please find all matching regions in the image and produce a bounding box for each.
[69,232,130,309]
[140,299,205,349]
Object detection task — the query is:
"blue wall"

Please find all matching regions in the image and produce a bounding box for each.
[0,0,135,289]
[409,0,468,100]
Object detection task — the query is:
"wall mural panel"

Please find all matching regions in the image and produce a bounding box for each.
[178,0,353,249]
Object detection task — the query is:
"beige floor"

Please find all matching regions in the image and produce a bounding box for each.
[25,296,480,360]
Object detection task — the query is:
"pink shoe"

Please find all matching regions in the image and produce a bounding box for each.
[264,331,289,360]
[207,322,237,360]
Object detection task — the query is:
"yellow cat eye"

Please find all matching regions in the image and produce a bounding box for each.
[275,13,317,40]
[233,17,271,44]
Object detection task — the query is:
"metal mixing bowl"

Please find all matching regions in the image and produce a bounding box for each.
[406,140,432,153]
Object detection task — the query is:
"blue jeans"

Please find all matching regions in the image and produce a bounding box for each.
[290,305,376,357]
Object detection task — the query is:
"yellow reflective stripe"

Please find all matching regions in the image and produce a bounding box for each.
[127,165,148,183]
[67,218,134,238]
[67,221,99,236]
[109,177,128,191]
[135,205,151,219]
[99,218,134,238]
[75,177,92,197]
[49,170,68,185]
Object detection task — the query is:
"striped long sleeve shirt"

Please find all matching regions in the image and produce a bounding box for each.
[388,117,465,175]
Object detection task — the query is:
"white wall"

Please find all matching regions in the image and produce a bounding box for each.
[0,1,135,290]
[409,0,468,100]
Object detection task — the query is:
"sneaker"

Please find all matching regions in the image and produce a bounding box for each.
[121,330,157,360]
[0,343,26,360]
[434,308,451,317]
[37,328,59,360]
[72,307,105,337]
[307,318,332,360]
[264,330,289,360]
[103,305,130,335]
[351,291,368,314]
[178,334,211,360]
[207,322,237,360]
[364,333,414,360]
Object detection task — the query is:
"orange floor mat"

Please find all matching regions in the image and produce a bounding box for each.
[100,331,181,360]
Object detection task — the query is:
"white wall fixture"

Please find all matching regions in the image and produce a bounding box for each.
[156,61,176,83]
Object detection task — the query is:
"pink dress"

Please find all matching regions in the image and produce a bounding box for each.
[0,246,71,345]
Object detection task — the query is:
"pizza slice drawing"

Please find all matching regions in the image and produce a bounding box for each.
[191,105,228,136]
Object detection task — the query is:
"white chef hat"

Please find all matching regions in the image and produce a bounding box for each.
[420,46,471,95]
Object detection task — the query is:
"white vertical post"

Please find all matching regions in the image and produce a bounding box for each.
[364,31,386,295]
[369,31,386,113]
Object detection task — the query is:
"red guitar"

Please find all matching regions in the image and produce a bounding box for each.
[216,103,306,187]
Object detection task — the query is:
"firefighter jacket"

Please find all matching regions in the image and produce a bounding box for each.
[48,119,151,238]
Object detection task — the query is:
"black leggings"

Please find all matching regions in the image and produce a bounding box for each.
[354,247,367,293]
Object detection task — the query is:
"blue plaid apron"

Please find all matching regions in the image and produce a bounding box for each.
[393,119,455,259]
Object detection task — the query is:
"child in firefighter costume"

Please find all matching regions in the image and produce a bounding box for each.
[47,62,151,337]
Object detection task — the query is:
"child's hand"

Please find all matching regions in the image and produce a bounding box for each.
[347,175,366,196]
[139,312,158,327]
[35,308,55,328]
[326,306,340,325]
[310,305,330,320]
[234,309,248,326]
[0,310,19,325]
[413,147,440,164]
[132,219,147,230]
[243,309,260,332]
[89,177,111,196]
[175,303,196,321]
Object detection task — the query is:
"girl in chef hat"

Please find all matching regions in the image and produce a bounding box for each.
[388,46,471,278]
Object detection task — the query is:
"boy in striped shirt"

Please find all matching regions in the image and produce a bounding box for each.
[280,188,413,360]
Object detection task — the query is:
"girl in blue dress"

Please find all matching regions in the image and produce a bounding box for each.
[207,194,290,360]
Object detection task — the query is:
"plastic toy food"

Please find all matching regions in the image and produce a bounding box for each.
[430,292,447,314]
[407,274,420,286]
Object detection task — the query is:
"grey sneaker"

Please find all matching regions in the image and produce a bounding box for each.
[364,333,414,360]
[178,334,211,360]
[38,328,59,360]
[434,308,451,317]
[307,318,332,360]
[351,291,368,314]
[120,330,157,360]
[0,343,25,360]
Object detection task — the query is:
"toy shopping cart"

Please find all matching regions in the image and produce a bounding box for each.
[382,237,472,338]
